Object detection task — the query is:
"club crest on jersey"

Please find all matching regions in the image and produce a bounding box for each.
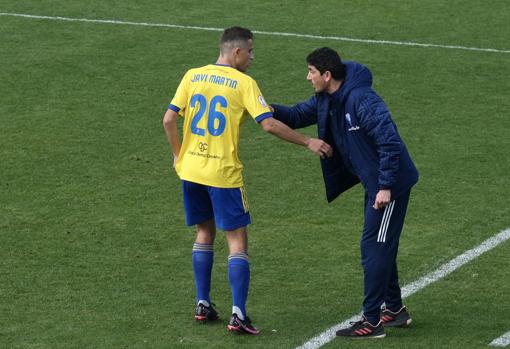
[345,113,360,131]
[258,95,268,108]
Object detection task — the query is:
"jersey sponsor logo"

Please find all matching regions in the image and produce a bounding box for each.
[258,95,268,108]
[186,150,220,159]
[198,141,208,152]
[345,113,360,131]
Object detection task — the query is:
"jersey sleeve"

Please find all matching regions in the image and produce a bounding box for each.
[168,71,190,116]
[242,78,273,123]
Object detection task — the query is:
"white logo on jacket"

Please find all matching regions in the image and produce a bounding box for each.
[345,113,360,131]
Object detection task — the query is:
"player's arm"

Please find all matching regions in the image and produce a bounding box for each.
[244,79,328,157]
[163,71,190,168]
[162,108,181,168]
[259,116,332,158]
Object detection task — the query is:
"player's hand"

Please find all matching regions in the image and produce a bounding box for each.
[306,138,333,158]
[173,155,178,169]
[373,189,391,210]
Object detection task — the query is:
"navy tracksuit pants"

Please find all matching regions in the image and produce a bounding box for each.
[361,189,411,324]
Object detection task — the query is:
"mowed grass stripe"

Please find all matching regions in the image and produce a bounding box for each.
[1,12,509,54]
[297,227,510,349]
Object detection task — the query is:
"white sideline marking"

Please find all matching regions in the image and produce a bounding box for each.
[490,331,510,347]
[1,12,510,54]
[297,228,510,349]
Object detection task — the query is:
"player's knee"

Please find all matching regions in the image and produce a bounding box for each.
[226,227,248,254]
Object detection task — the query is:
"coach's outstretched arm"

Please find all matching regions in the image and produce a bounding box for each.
[270,96,319,129]
[259,116,332,158]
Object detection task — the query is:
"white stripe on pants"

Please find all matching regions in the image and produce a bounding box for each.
[377,200,395,243]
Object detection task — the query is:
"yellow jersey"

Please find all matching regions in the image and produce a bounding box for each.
[169,64,272,188]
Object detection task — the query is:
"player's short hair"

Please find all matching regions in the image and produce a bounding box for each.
[306,47,346,80]
[220,26,253,53]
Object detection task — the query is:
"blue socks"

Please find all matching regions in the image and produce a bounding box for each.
[228,252,250,320]
[192,243,214,305]
[192,245,250,320]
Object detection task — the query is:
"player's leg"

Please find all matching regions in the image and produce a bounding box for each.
[181,180,218,321]
[208,185,258,334]
[192,219,218,320]
[225,227,259,334]
[225,227,249,320]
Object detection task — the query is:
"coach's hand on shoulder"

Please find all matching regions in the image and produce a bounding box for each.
[306,138,333,159]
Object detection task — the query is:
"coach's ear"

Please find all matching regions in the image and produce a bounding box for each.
[322,70,332,82]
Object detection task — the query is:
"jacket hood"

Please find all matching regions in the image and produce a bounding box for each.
[331,61,372,102]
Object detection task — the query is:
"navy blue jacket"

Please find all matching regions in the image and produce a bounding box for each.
[272,62,419,202]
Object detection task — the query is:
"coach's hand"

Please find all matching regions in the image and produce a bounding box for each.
[306,138,333,158]
[373,189,391,210]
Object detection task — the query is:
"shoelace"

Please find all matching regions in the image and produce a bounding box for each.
[349,319,367,328]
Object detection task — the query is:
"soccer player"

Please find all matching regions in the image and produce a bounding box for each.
[271,47,419,339]
[162,27,332,335]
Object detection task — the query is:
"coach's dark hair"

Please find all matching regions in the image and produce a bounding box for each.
[220,26,253,52]
[306,47,346,80]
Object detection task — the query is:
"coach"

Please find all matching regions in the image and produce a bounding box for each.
[271,47,419,339]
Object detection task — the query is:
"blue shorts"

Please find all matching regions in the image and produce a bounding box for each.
[181,180,251,231]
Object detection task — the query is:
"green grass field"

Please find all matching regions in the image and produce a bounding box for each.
[1,1,509,348]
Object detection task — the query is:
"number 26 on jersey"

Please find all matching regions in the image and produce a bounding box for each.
[190,94,227,136]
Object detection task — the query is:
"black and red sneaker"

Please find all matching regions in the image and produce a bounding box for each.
[227,314,260,335]
[380,305,412,327]
[194,302,219,322]
[336,317,386,339]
